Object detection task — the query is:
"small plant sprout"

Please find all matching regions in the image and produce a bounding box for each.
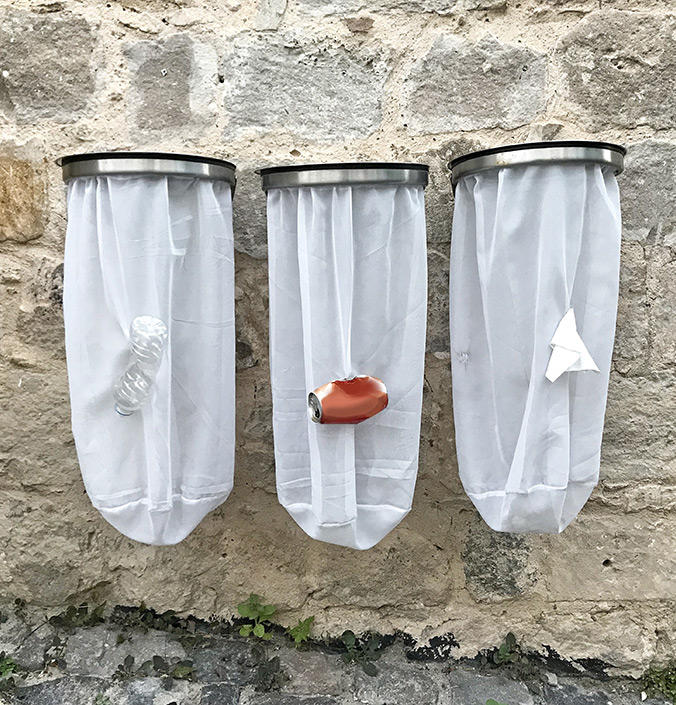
[0,654,16,679]
[287,616,314,647]
[486,700,510,705]
[49,603,106,632]
[340,630,382,677]
[113,655,136,680]
[237,594,276,641]
[493,632,519,665]
[0,653,18,693]
[113,654,195,681]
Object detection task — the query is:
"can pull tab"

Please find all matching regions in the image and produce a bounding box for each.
[308,376,388,424]
[113,315,168,416]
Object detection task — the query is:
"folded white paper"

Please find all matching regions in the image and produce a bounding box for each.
[545,308,600,383]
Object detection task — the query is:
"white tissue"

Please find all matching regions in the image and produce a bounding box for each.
[545,308,599,383]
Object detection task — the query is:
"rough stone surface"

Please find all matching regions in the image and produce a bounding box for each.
[0,0,674,686]
[223,37,387,139]
[0,9,95,122]
[0,159,45,243]
[647,248,676,371]
[343,16,374,34]
[541,682,669,705]
[125,34,215,132]
[201,683,241,705]
[0,611,54,672]
[189,637,258,684]
[620,141,676,246]
[255,0,288,29]
[278,650,350,696]
[233,168,268,259]
[106,676,203,704]
[557,11,676,129]
[0,606,669,705]
[404,35,547,133]
[64,624,186,678]
[240,695,339,705]
[603,373,676,487]
[11,677,108,705]
[426,244,450,353]
[297,0,506,13]
[354,660,438,704]
[424,136,485,246]
[462,520,537,602]
[296,0,460,12]
[613,243,649,377]
[440,669,535,704]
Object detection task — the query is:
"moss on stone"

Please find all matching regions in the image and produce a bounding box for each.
[643,664,676,704]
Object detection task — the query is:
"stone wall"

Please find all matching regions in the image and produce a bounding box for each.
[0,0,674,680]
[0,603,672,704]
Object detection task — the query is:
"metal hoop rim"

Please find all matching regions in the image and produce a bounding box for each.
[449,141,626,185]
[257,162,429,190]
[59,151,237,188]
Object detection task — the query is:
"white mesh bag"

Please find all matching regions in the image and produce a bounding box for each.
[449,142,625,533]
[61,153,236,545]
[262,164,428,550]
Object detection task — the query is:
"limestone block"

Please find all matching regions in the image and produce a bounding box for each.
[404,35,547,133]
[0,158,46,243]
[557,12,676,129]
[0,10,95,122]
[222,37,387,139]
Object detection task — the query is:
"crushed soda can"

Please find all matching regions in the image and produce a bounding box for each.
[308,375,388,424]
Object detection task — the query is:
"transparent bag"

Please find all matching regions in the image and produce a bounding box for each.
[63,174,236,545]
[450,162,622,533]
[267,183,427,549]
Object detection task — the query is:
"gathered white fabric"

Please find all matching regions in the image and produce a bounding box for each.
[63,175,236,545]
[267,184,427,550]
[450,163,621,533]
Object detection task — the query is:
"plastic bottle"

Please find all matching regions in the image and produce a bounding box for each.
[113,315,168,416]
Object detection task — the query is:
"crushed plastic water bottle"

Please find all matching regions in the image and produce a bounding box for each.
[113,315,168,416]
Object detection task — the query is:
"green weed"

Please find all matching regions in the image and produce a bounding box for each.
[237,594,276,641]
[340,630,382,677]
[287,616,314,647]
[643,664,676,703]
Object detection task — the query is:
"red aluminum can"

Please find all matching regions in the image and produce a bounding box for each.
[308,376,388,424]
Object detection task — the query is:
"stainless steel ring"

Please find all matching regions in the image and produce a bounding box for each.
[258,162,429,191]
[59,152,237,190]
[449,141,626,186]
